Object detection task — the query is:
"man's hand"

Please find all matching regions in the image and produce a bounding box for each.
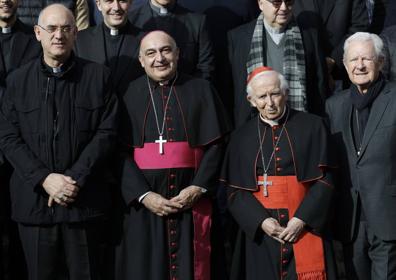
[278,217,306,243]
[141,192,183,216]
[170,185,204,210]
[261,218,285,244]
[42,173,78,207]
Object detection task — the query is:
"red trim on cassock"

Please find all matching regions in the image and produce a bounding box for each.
[133,141,211,279]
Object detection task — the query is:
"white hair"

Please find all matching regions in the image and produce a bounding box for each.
[343,32,385,62]
[246,71,289,97]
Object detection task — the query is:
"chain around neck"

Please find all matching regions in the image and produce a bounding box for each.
[146,74,178,137]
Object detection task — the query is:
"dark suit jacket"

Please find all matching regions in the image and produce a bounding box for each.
[0,19,41,219]
[381,25,396,82]
[128,2,215,81]
[74,21,142,97]
[326,82,396,242]
[294,0,368,69]
[227,17,328,126]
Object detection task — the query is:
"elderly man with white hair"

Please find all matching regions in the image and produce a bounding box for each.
[326,31,396,280]
[221,66,336,280]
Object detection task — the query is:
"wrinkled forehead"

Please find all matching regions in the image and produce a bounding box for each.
[140,33,176,52]
[346,40,376,57]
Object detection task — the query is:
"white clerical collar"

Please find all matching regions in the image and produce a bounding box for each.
[263,19,285,45]
[52,66,63,74]
[259,107,286,127]
[149,1,174,16]
[110,28,119,36]
[1,26,12,34]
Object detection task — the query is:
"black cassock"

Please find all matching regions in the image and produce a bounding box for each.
[221,109,337,280]
[116,73,230,280]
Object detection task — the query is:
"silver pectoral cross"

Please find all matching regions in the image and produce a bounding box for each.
[258,173,273,197]
[155,135,167,154]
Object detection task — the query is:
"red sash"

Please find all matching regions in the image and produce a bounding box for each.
[134,141,211,280]
[254,176,326,280]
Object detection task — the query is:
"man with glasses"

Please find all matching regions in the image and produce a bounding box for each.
[227,0,329,126]
[0,4,118,279]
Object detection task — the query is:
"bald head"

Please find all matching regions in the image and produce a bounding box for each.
[139,31,177,56]
[38,4,75,27]
[34,3,77,67]
[139,31,179,82]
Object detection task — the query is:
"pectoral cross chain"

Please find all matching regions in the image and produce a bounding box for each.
[155,135,167,154]
[258,173,273,197]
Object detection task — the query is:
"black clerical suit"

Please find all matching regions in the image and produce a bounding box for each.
[293,0,368,73]
[326,80,396,280]
[116,73,230,280]
[221,109,336,280]
[0,55,118,280]
[0,18,41,280]
[128,2,215,81]
[74,20,142,97]
[0,19,41,94]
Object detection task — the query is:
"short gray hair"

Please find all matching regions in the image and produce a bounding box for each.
[343,32,385,62]
[246,71,289,97]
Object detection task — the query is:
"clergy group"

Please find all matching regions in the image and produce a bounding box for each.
[1,1,396,280]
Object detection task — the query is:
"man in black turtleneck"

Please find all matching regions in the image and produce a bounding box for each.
[128,0,215,81]
[75,0,142,97]
[326,32,396,280]
[0,4,118,279]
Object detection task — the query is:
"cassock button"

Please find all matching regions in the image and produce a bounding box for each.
[170,174,176,178]
[276,167,282,172]
[169,138,174,142]
[171,265,176,270]
[171,254,177,259]
[280,214,286,219]
[282,260,287,264]
[282,248,287,252]
[171,242,177,247]
[275,147,280,151]
[276,157,281,161]
[170,230,176,235]
[274,136,279,140]
[170,185,175,189]
[273,125,278,130]
[282,272,288,276]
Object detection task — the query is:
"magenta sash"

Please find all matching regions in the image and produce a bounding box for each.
[133,141,203,169]
[133,141,211,280]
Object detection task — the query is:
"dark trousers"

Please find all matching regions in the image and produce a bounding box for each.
[18,222,107,280]
[344,221,396,280]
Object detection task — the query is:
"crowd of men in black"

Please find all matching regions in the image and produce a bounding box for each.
[1,0,396,279]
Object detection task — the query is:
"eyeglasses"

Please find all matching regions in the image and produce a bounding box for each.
[265,0,294,8]
[37,25,75,34]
